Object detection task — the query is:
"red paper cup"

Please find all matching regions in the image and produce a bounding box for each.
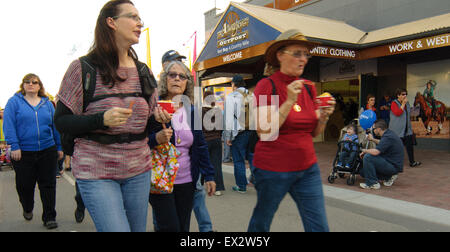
[316,95,333,108]
[158,101,175,114]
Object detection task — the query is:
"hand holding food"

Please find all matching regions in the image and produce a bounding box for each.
[157,100,175,114]
[317,92,333,108]
[103,107,133,127]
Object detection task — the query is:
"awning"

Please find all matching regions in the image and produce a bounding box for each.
[360,13,450,45]
[194,2,450,72]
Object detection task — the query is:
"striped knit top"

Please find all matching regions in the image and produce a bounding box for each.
[57,59,157,180]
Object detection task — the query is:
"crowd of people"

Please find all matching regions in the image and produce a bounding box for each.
[336,88,422,190]
[0,0,426,232]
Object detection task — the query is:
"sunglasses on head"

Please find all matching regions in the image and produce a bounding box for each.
[167,72,188,81]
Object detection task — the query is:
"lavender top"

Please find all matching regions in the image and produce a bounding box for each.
[172,106,194,184]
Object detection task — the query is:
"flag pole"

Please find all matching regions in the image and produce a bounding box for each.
[143,28,151,68]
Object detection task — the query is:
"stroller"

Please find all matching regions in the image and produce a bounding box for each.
[327,120,376,185]
[0,143,12,171]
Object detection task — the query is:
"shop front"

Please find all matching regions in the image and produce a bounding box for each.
[194,2,450,148]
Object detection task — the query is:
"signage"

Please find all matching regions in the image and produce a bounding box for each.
[359,33,450,59]
[195,4,449,73]
[388,34,449,53]
[195,41,273,71]
[195,5,280,71]
[265,0,314,10]
[217,12,250,49]
[310,46,358,59]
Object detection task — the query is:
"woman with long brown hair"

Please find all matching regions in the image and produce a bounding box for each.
[55,0,167,232]
[3,73,63,229]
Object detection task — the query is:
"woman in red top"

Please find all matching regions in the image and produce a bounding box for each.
[248,30,335,232]
[366,94,377,112]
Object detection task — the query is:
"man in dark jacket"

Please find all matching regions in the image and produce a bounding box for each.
[360,119,404,190]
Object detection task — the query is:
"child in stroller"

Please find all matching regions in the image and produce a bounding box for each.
[0,141,12,170]
[328,120,376,185]
[336,124,358,170]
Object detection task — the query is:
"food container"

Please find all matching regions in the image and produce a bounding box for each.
[157,100,175,114]
[316,92,333,108]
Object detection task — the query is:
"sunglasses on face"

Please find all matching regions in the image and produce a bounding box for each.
[24,81,39,85]
[283,50,312,59]
[167,72,188,81]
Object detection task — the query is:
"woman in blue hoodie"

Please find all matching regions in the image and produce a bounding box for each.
[3,73,63,229]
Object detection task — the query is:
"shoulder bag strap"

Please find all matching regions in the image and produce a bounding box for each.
[304,84,313,100]
[135,60,157,101]
[267,77,313,100]
[79,56,97,113]
[267,78,277,96]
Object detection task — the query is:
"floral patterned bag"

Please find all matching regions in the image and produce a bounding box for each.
[150,142,181,194]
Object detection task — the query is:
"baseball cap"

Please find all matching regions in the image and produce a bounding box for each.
[232,75,245,87]
[232,75,244,84]
[162,50,187,64]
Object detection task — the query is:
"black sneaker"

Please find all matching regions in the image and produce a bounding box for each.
[23,211,33,221]
[43,220,58,230]
[75,208,85,223]
[410,161,422,167]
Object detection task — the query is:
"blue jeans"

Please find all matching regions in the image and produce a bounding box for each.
[361,154,397,186]
[77,171,151,232]
[248,152,256,184]
[338,151,357,166]
[193,187,213,232]
[223,141,232,162]
[248,164,329,232]
[231,131,251,190]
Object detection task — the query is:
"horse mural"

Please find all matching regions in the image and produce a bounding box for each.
[414,92,447,135]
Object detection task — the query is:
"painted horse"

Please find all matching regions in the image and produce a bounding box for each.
[414,92,447,135]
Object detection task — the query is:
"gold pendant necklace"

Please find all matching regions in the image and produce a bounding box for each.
[177,137,181,145]
[293,103,302,112]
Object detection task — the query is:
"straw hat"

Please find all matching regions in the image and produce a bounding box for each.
[265,29,320,68]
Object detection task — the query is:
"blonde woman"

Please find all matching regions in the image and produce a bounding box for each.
[3,73,63,229]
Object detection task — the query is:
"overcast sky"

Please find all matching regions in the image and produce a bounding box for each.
[0,0,244,108]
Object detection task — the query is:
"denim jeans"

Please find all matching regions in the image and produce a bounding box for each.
[338,151,357,166]
[361,154,398,186]
[248,163,329,232]
[193,186,213,232]
[231,131,251,190]
[77,171,151,232]
[222,141,232,162]
[247,152,256,184]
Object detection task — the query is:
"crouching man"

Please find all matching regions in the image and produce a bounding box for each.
[360,119,404,189]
